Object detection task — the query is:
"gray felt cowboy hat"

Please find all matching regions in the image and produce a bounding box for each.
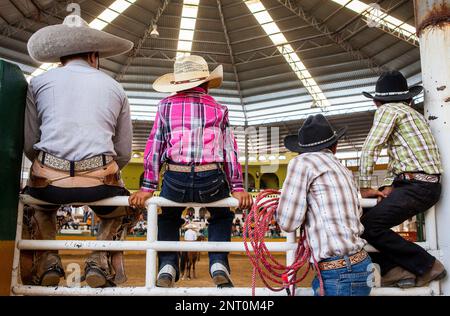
[27,14,133,63]
[153,55,223,93]
[284,114,347,153]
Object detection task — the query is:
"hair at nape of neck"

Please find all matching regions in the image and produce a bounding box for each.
[60,51,99,67]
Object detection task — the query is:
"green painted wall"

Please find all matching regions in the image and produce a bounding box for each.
[121,153,298,192]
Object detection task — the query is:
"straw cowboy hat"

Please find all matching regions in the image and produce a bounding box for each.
[362,70,423,102]
[153,55,223,92]
[284,114,347,153]
[27,14,133,63]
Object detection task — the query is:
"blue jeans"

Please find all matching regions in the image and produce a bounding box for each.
[312,254,373,296]
[158,167,234,281]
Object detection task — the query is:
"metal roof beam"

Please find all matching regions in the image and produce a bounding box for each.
[0,0,86,38]
[217,0,247,121]
[115,0,170,81]
[276,0,387,75]
[330,0,418,47]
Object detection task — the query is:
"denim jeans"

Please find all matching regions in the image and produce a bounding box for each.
[312,254,373,296]
[158,167,234,281]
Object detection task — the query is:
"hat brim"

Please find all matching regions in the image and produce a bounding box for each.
[362,85,423,101]
[153,65,223,93]
[27,24,134,63]
[284,126,347,153]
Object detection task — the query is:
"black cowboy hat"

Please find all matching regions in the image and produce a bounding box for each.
[362,70,423,102]
[284,114,347,153]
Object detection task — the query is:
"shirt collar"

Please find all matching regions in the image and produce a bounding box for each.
[179,86,207,94]
[64,59,92,68]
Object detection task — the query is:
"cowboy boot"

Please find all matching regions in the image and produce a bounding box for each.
[84,216,125,288]
[30,209,65,286]
[20,206,35,285]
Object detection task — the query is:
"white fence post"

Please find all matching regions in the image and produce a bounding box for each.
[10,200,24,295]
[146,203,158,288]
[9,195,439,296]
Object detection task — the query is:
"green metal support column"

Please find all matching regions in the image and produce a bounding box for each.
[0,60,27,295]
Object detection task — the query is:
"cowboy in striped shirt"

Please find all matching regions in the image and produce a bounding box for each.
[277,114,372,296]
[359,71,446,288]
[129,55,252,288]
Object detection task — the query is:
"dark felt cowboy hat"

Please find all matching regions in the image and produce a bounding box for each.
[284,114,347,153]
[362,70,423,102]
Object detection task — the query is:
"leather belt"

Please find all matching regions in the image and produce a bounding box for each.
[397,172,441,183]
[37,151,114,174]
[318,250,368,271]
[167,163,219,173]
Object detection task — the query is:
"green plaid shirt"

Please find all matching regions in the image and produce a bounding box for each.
[360,102,443,188]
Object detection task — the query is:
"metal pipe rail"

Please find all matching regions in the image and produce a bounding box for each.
[10,194,439,296]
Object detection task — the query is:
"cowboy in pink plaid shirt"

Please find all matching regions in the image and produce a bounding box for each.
[129,55,252,288]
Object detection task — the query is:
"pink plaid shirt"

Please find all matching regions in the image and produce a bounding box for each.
[141,87,244,193]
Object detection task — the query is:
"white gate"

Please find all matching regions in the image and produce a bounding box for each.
[10,195,439,296]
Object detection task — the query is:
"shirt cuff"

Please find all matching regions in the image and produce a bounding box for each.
[140,187,155,193]
[141,178,158,191]
[382,178,394,187]
[231,187,245,193]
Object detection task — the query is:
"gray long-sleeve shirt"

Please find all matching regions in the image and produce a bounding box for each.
[24,59,132,169]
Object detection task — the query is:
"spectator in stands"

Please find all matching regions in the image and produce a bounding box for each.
[184,223,199,241]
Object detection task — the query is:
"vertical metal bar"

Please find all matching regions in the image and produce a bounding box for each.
[244,124,249,191]
[414,0,450,295]
[145,203,158,288]
[286,231,296,266]
[90,212,95,236]
[424,207,437,250]
[10,200,24,295]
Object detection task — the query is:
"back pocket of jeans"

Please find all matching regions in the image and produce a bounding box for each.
[161,178,187,203]
[350,281,372,296]
[198,178,229,203]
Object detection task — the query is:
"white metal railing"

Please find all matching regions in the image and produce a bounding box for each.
[10,195,439,296]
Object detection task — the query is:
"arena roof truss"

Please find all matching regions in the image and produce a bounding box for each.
[0,0,423,154]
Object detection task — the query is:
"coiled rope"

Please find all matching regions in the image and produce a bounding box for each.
[243,189,324,296]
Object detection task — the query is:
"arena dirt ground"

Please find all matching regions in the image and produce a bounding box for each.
[59,251,314,289]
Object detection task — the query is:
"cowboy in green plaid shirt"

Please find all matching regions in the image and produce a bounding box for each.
[359,71,446,289]
[359,102,442,189]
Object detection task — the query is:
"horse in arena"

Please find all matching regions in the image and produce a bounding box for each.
[180,235,205,280]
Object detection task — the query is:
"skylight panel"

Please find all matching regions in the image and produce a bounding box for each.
[261,22,281,35]
[330,0,417,41]
[244,0,331,108]
[269,33,287,45]
[176,1,200,58]
[88,19,108,30]
[109,0,132,13]
[254,11,272,24]
[89,0,136,30]
[180,18,196,30]
[177,40,193,53]
[96,9,120,24]
[246,1,264,13]
[179,29,195,41]
[184,0,200,5]
[181,5,198,18]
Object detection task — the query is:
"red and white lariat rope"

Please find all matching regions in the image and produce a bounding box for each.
[243,189,324,296]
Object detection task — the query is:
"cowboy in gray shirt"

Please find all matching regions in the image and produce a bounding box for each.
[22,13,135,288]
